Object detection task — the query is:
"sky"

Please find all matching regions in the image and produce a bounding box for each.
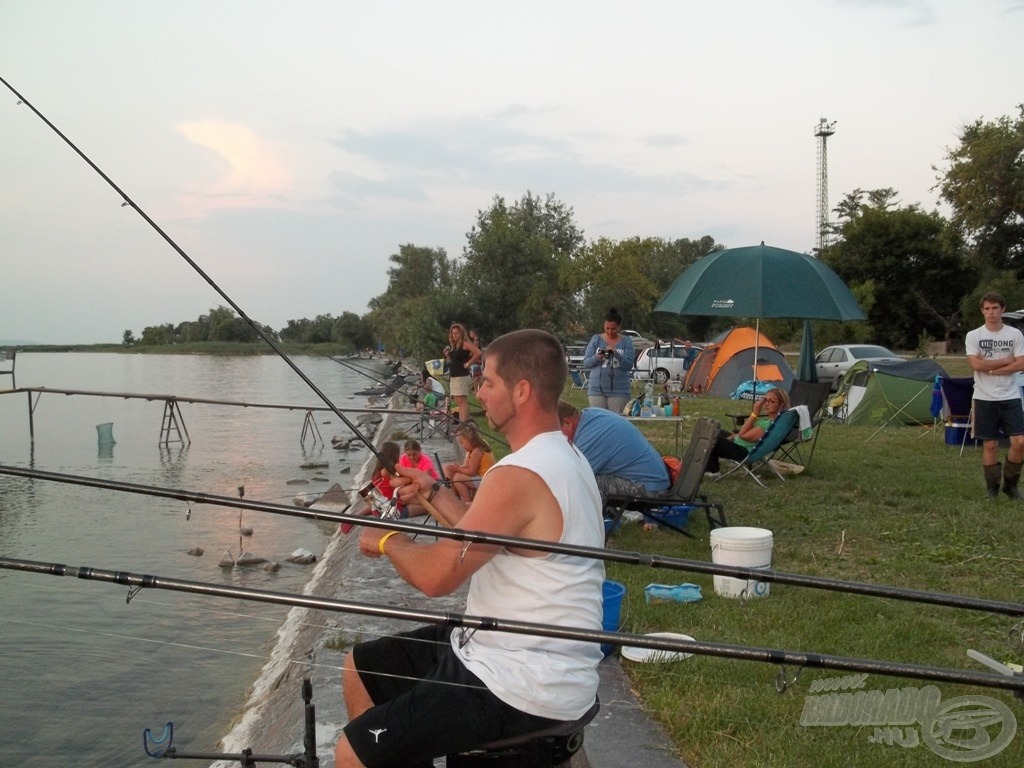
[1,1,1022,344]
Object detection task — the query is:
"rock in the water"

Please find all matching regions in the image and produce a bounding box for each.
[218,551,235,568]
[311,476,330,483]
[236,551,268,566]
[263,561,281,573]
[286,478,310,485]
[187,547,204,557]
[240,525,254,536]
[293,492,324,508]
[339,466,351,474]
[286,548,317,565]
[300,461,329,469]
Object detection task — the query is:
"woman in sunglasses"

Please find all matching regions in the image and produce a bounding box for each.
[707,386,790,473]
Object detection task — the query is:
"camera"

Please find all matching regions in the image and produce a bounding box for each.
[599,348,613,358]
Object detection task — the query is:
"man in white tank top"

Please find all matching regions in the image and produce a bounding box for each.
[335,329,605,768]
[965,292,1024,499]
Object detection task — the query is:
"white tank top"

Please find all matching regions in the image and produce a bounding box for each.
[452,430,605,720]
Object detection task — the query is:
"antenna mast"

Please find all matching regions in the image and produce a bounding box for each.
[814,118,837,254]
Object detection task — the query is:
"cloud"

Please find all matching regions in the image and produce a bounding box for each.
[175,121,294,214]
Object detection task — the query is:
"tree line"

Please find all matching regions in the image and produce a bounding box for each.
[128,105,1024,359]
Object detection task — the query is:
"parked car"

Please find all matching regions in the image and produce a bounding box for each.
[564,340,588,369]
[621,330,654,351]
[632,342,701,384]
[1003,309,1024,333]
[815,344,903,388]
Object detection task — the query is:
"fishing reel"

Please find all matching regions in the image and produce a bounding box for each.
[359,482,401,520]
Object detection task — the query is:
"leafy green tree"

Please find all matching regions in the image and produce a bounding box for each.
[935,105,1024,273]
[332,312,375,351]
[367,244,459,359]
[138,323,175,346]
[823,190,973,350]
[458,192,584,341]
[122,330,136,346]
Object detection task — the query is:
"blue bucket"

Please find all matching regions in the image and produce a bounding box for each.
[601,580,626,656]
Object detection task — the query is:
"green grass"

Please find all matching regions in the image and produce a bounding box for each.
[565,361,1024,767]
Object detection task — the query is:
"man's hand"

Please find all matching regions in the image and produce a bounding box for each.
[389,464,433,506]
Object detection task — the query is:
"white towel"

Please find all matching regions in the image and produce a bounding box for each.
[791,405,812,440]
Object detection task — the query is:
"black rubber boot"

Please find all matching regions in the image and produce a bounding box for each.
[1002,459,1023,500]
[984,463,1002,500]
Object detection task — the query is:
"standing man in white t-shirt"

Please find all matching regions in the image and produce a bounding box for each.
[965,292,1024,499]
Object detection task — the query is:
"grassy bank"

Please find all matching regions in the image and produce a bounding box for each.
[564,360,1023,767]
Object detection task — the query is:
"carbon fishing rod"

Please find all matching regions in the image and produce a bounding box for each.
[0,75,387,469]
[3,463,1023,620]
[1,556,1021,695]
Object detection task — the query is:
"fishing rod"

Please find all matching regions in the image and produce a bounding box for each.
[0,76,416,491]
[326,354,508,447]
[3,463,1023,620]
[1,556,1021,695]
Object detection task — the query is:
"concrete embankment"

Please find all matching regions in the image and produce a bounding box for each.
[212,399,686,768]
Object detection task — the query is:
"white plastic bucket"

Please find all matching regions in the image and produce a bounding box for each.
[710,526,773,599]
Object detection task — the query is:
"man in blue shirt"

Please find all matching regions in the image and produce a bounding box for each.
[558,401,670,497]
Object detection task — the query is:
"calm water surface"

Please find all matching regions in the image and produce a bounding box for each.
[0,352,385,767]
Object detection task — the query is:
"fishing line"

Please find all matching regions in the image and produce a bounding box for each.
[3,463,1024,621]
[2,556,1022,695]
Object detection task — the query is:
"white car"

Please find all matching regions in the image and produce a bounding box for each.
[632,343,700,384]
[621,330,654,350]
[815,344,903,387]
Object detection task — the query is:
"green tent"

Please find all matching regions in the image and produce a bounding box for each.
[836,359,947,427]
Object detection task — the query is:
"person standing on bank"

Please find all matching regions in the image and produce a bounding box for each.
[965,292,1024,499]
[335,329,604,767]
[583,307,635,413]
[444,323,482,424]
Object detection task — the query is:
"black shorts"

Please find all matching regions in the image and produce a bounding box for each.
[973,399,1024,441]
[344,624,559,767]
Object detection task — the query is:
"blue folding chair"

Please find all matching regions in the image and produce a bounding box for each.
[714,409,801,488]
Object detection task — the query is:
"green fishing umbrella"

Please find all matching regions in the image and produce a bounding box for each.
[655,243,866,384]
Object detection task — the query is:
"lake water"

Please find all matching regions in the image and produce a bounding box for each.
[0,352,391,767]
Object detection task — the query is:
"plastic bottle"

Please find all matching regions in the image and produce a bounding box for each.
[671,395,680,417]
[642,381,654,417]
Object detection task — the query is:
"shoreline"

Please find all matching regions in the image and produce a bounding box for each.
[209,389,687,768]
[211,388,465,765]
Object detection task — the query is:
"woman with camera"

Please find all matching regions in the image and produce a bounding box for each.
[582,307,635,413]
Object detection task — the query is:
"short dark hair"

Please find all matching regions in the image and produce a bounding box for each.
[981,292,1006,309]
[485,329,567,411]
[557,400,579,421]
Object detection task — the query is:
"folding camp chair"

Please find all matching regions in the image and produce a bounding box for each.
[714,409,801,488]
[569,368,589,389]
[603,417,727,540]
[418,395,454,440]
[776,380,833,468]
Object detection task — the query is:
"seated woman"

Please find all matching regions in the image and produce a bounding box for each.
[415,367,447,413]
[443,421,495,502]
[707,386,790,473]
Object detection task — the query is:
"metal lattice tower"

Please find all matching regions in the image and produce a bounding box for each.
[814,118,837,254]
